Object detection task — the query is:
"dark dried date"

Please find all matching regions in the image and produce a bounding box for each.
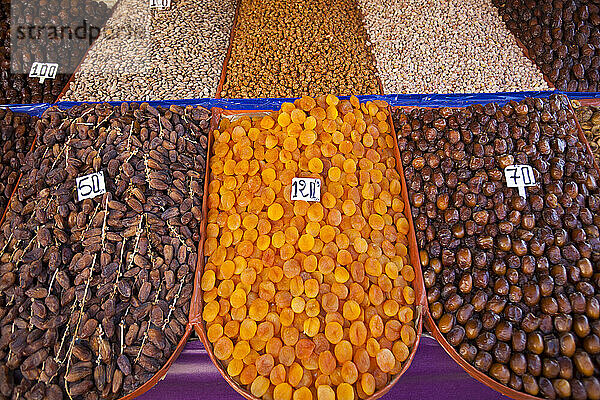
[0,102,209,399]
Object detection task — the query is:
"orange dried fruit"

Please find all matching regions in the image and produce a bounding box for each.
[319,225,336,243]
[341,200,356,216]
[308,157,323,173]
[283,137,298,152]
[268,203,284,220]
[306,203,324,222]
[342,159,356,174]
[328,166,342,182]
[299,130,317,146]
[298,234,315,252]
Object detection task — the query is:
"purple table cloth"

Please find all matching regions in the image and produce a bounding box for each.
[139,336,510,400]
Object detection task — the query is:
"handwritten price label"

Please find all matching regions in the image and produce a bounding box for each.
[291,178,321,202]
[504,165,536,198]
[76,171,106,201]
[29,62,58,83]
[149,0,170,9]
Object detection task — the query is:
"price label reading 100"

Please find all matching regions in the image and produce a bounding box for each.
[291,178,321,202]
[29,62,58,83]
[76,171,107,202]
[149,0,171,9]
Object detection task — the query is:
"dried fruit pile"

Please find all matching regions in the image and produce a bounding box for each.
[0,108,38,218]
[220,0,380,98]
[493,0,600,91]
[0,102,209,399]
[573,101,600,162]
[201,95,419,400]
[0,0,111,104]
[394,94,600,399]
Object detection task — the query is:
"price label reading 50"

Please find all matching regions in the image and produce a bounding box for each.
[76,171,106,202]
[291,178,321,202]
[504,165,536,198]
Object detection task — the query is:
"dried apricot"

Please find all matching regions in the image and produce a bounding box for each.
[206,98,417,400]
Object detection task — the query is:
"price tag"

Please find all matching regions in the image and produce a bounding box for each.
[76,171,106,201]
[504,165,536,198]
[149,0,170,9]
[28,62,58,83]
[291,178,321,202]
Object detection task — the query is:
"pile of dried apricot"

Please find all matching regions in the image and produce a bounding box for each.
[201,95,418,400]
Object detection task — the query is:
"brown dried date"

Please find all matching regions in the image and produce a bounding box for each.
[394,95,600,399]
[0,102,209,399]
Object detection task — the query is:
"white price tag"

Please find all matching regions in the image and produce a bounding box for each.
[28,62,58,83]
[291,178,321,202]
[149,0,170,9]
[76,171,106,202]
[504,164,536,198]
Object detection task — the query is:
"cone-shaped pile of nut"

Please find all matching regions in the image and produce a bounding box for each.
[357,0,549,93]
[0,102,209,399]
[62,0,236,101]
[220,0,380,98]
[201,95,418,400]
[394,94,600,399]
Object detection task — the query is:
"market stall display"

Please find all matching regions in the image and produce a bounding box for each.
[137,337,512,400]
[0,0,110,104]
[61,0,236,101]
[573,100,600,162]
[219,0,380,98]
[0,108,37,219]
[393,94,600,399]
[493,0,600,92]
[357,0,549,94]
[198,95,424,399]
[0,101,209,399]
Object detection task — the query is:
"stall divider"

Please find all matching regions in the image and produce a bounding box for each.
[214,0,242,99]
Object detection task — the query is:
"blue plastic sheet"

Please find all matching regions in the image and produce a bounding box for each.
[0,102,51,116]
[2,90,599,116]
[51,90,563,111]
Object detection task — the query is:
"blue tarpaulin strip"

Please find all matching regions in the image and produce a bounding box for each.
[1,90,599,116]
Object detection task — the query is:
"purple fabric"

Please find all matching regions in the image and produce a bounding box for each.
[139,336,510,400]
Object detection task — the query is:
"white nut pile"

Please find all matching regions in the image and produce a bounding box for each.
[62,0,235,101]
[357,0,550,93]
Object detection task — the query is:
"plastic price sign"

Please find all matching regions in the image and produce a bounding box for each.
[29,62,58,83]
[291,178,321,202]
[504,165,536,198]
[149,0,170,9]
[76,171,106,201]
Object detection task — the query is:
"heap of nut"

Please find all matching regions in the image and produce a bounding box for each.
[0,108,38,218]
[0,101,209,399]
[221,0,380,98]
[201,95,418,400]
[394,94,600,399]
[493,0,600,92]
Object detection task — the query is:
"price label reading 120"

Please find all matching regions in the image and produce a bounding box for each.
[76,171,106,202]
[291,178,321,202]
[504,164,536,198]
[29,62,58,83]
